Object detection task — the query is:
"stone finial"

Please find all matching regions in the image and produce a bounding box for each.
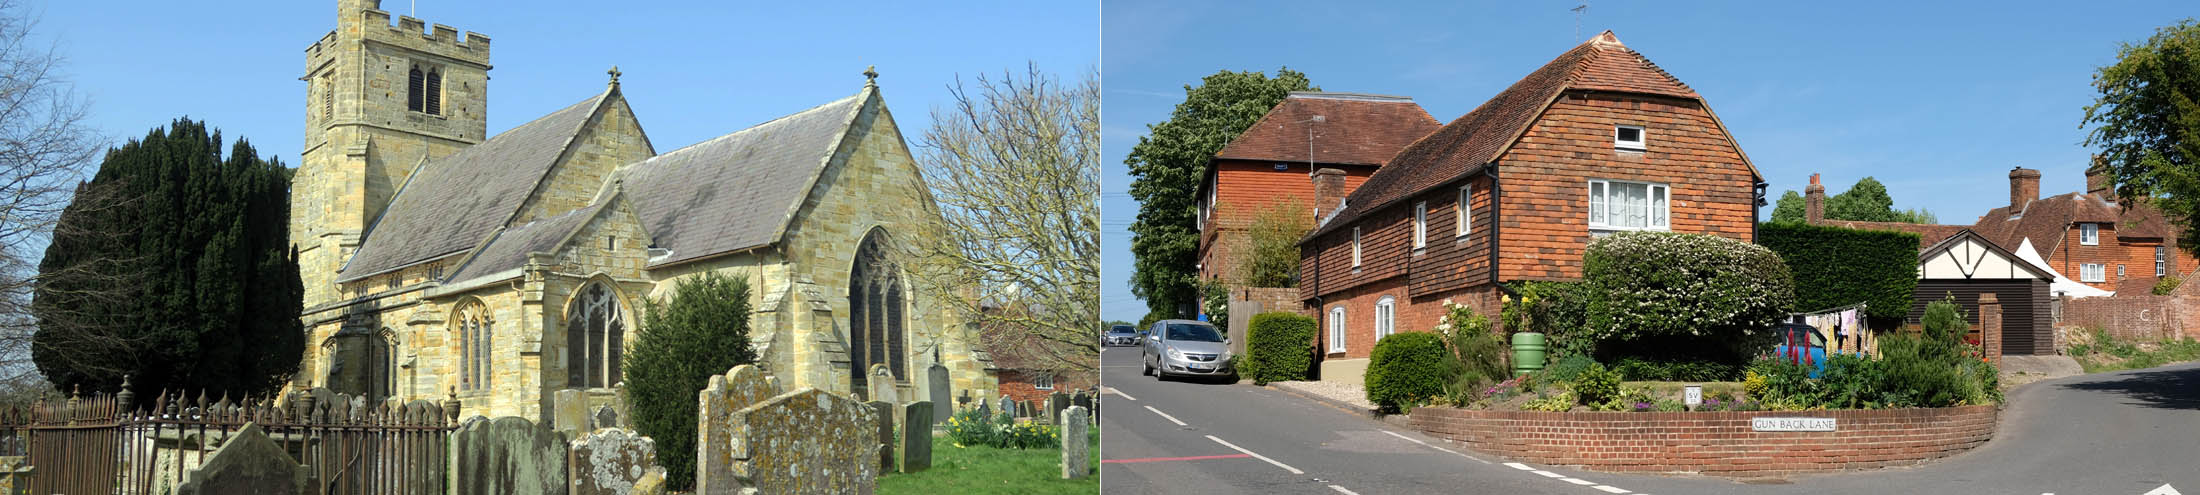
[608,66,622,87]
[864,65,878,87]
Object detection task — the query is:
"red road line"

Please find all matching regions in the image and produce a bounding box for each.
[1102,453,1254,464]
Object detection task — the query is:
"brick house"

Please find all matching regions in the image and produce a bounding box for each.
[1297,31,1766,382]
[1974,164,2197,294]
[979,306,1097,405]
[1196,92,1439,283]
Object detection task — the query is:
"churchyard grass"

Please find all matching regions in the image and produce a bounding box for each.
[878,427,1100,494]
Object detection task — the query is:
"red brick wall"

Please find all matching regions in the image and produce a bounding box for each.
[1201,160,1376,282]
[998,370,1096,405]
[1312,280,1499,360]
[1409,406,1998,478]
[1494,92,1757,281]
[2059,294,2194,343]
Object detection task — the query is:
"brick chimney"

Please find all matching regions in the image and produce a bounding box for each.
[1312,168,1347,220]
[2009,167,2040,211]
[1804,173,1825,224]
[2086,157,2116,202]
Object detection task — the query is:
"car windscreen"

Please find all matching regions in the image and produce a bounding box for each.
[1165,323,1224,342]
[1108,326,1136,335]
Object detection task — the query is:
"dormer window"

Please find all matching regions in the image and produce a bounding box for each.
[408,64,442,115]
[2080,223,2099,245]
[1615,125,1645,151]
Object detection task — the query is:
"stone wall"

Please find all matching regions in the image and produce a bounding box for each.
[1408,405,1998,478]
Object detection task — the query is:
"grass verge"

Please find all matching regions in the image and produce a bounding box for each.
[2066,330,2200,374]
[877,426,1100,494]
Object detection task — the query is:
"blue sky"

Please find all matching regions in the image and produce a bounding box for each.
[37,0,1096,171]
[1101,1,2200,323]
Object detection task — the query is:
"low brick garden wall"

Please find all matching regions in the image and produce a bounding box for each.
[1408,405,1997,477]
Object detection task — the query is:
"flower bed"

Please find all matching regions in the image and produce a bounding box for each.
[1409,405,1997,477]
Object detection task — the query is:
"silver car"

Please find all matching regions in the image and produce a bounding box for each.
[1105,325,1140,346]
[1141,319,1234,379]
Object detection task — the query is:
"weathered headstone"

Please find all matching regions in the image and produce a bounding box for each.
[1026,400,1039,419]
[868,364,898,404]
[926,363,952,425]
[1072,390,1092,416]
[176,423,308,495]
[999,395,1016,418]
[898,401,933,473]
[1049,393,1070,425]
[696,364,781,495]
[867,400,896,473]
[630,469,667,495]
[554,389,590,438]
[569,428,662,495]
[592,405,620,430]
[450,416,568,495]
[722,388,879,493]
[976,397,990,418]
[1060,406,1090,479]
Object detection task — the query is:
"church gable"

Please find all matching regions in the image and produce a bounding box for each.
[618,90,868,267]
[780,88,940,266]
[510,89,654,225]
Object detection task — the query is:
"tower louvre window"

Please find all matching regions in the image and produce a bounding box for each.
[424,69,442,115]
[407,66,425,112]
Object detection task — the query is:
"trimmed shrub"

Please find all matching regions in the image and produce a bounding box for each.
[1365,332,1456,412]
[1582,232,1795,358]
[1757,222,1920,319]
[625,273,757,491]
[1243,312,1317,384]
[1571,363,1622,407]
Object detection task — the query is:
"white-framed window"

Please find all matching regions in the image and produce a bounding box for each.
[2118,264,2126,279]
[1588,179,1669,231]
[1351,227,1362,268]
[2158,246,2169,276]
[1328,306,1347,353]
[2082,263,2105,283]
[1413,202,1428,250]
[1614,124,1645,151]
[1457,184,1473,238]
[1374,296,1396,341]
[1033,374,1054,390]
[2080,223,2099,245]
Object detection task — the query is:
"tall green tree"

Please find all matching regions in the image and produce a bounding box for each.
[31,118,302,398]
[2085,19,2200,253]
[624,272,755,491]
[1765,177,1934,224]
[1125,68,1314,322]
[1768,190,1806,224]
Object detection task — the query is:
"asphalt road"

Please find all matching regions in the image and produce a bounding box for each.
[1098,347,2200,494]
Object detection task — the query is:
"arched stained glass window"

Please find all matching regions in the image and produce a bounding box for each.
[566,283,627,388]
[847,228,907,396]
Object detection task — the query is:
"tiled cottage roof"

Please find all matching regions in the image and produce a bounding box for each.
[1974,192,2180,256]
[1214,92,1439,167]
[340,90,612,281]
[1313,30,1741,237]
[618,90,869,267]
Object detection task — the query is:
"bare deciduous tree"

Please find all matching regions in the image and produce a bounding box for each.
[0,0,102,400]
[909,63,1100,374]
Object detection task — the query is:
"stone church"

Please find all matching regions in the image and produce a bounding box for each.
[289,0,995,422]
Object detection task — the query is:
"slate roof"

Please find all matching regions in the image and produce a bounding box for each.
[443,200,610,283]
[339,90,611,281]
[1213,92,1439,167]
[1973,191,2180,256]
[618,91,869,267]
[1313,31,1741,238]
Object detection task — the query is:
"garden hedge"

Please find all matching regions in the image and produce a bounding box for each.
[1243,311,1316,384]
[1366,331,1454,412]
[1757,222,1920,319]
[1582,231,1795,356]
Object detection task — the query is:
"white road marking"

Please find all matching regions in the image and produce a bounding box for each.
[1560,477,1597,486]
[1207,435,1305,475]
[1504,462,1535,470]
[1104,387,1136,401]
[1328,485,1361,495]
[1593,485,1630,494]
[2145,484,2182,495]
[1380,430,1490,464]
[1532,470,1565,478]
[1143,405,1186,426]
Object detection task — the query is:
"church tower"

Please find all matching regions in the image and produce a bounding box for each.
[295,0,490,308]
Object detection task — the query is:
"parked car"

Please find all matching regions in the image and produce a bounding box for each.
[1105,325,1139,346]
[1141,319,1234,380]
[1767,322,1830,378]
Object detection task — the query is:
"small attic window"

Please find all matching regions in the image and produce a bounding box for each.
[1615,125,1646,151]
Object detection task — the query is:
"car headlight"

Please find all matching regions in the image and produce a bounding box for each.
[1166,348,1185,361]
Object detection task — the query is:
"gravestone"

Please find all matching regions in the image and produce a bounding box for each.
[1048,393,1070,425]
[592,405,620,430]
[720,388,879,493]
[177,423,308,495]
[867,400,896,473]
[631,469,667,495]
[976,397,990,418]
[568,428,662,495]
[554,389,590,438]
[1072,391,1092,416]
[999,395,1016,418]
[449,416,566,495]
[926,363,952,425]
[868,364,898,404]
[898,401,933,473]
[1026,400,1039,419]
[695,365,781,495]
[1060,406,1090,480]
